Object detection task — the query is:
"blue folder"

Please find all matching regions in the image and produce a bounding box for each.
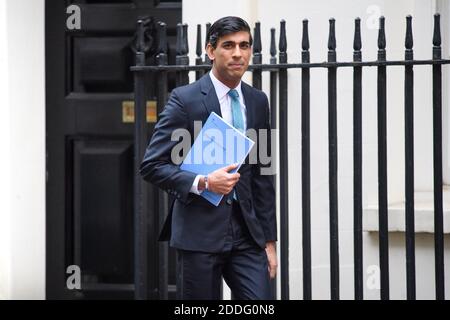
[180,112,255,206]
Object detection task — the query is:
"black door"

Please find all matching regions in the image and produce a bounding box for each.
[46,0,181,299]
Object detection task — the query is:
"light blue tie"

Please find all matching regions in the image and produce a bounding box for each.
[228,89,244,200]
[228,89,244,133]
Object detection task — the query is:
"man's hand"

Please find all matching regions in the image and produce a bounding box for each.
[265,241,278,279]
[202,163,240,195]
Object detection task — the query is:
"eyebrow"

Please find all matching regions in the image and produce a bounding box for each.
[221,40,251,46]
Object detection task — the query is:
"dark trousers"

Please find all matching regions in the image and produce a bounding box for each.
[176,201,271,300]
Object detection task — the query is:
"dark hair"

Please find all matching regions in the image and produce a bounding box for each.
[206,16,253,49]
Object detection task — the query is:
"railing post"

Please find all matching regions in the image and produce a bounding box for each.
[404,15,416,300]
[196,24,204,80]
[204,22,211,64]
[269,27,278,300]
[327,17,340,301]
[134,19,149,300]
[377,16,390,300]
[301,19,312,301]
[278,19,290,300]
[270,28,277,130]
[176,23,189,85]
[432,13,445,301]
[156,21,169,300]
[353,17,363,300]
[252,22,262,89]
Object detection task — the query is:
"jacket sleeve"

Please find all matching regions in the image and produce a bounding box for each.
[139,88,197,204]
[252,93,277,242]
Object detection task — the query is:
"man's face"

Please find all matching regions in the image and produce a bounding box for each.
[207,31,252,85]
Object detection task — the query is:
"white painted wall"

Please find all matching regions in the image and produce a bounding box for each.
[183,0,450,299]
[0,0,12,301]
[440,0,450,186]
[0,0,46,300]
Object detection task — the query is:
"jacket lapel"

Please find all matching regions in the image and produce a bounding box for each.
[200,73,222,118]
[241,82,255,131]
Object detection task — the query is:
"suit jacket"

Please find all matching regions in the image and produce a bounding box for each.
[139,73,277,253]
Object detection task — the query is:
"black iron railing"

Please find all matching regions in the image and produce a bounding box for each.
[131,14,449,300]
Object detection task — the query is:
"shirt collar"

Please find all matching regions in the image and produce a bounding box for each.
[209,71,243,101]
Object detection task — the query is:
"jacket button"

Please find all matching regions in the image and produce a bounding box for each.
[226,198,232,205]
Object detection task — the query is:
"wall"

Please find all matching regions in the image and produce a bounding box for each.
[0,0,12,300]
[0,0,46,300]
[183,0,450,299]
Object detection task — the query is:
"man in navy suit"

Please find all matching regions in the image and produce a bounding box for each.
[140,16,277,299]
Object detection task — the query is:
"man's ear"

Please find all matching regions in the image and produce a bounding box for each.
[206,43,215,61]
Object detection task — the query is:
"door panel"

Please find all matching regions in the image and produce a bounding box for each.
[76,37,134,92]
[73,139,133,283]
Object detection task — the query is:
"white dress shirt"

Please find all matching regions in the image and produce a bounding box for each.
[189,71,247,195]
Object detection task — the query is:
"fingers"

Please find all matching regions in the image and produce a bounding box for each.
[270,268,276,279]
[268,263,277,279]
[216,164,240,181]
[223,163,239,172]
[229,172,240,181]
[267,266,274,279]
[265,245,278,279]
[224,178,239,194]
[208,164,240,194]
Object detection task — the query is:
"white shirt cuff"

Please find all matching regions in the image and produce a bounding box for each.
[189,175,204,195]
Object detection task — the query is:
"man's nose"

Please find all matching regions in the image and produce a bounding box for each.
[232,45,242,57]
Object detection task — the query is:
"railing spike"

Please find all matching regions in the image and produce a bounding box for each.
[156,22,167,65]
[205,22,211,48]
[182,23,189,55]
[196,24,202,58]
[378,16,386,50]
[405,15,413,50]
[354,18,361,51]
[302,19,309,51]
[176,23,183,55]
[328,18,336,51]
[136,19,145,53]
[433,13,441,47]
[158,22,167,54]
[204,22,211,64]
[279,20,287,54]
[253,21,262,55]
[270,28,276,57]
[270,28,277,64]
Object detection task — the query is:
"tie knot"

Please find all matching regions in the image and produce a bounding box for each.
[228,89,239,99]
